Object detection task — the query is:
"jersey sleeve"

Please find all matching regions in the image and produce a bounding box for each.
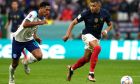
[104,10,111,24]
[26,11,37,22]
[76,10,87,23]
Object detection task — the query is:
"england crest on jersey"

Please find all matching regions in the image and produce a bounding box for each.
[94,18,98,23]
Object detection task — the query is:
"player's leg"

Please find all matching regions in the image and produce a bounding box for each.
[9,59,19,84]
[21,48,28,73]
[22,49,28,60]
[9,38,23,84]
[23,49,42,74]
[22,40,42,74]
[67,49,91,81]
[25,40,42,63]
[81,34,101,82]
[30,48,42,61]
[71,49,91,70]
[88,40,101,82]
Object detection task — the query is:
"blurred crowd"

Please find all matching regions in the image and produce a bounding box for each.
[0,0,140,40]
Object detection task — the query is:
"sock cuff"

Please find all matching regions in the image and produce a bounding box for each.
[71,67,74,71]
[94,45,101,48]
[89,72,94,74]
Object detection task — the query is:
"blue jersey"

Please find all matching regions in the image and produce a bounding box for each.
[8,10,25,33]
[77,8,111,39]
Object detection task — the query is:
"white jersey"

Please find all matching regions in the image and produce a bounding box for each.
[14,11,40,42]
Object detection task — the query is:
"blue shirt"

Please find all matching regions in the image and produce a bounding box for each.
[77,8,111,39]
[8,10,25,32]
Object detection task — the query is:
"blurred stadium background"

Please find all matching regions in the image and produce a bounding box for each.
[0,0,140,84]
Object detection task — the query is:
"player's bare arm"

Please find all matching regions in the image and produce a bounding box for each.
[5,20,11,29]
[33,32,42,44]
[102,22,113,37]
[23,20,47,28]
[63,19,78,42]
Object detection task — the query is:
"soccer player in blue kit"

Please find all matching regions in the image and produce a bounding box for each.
[63,0,113,82]
[9,2,50,84]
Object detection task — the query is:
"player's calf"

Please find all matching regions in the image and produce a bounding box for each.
[21,54,42,74]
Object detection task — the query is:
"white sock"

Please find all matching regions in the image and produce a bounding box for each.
[27,55,37,64]
[9,65,15,79]
[71,67,74,71]
[89,72,94,74]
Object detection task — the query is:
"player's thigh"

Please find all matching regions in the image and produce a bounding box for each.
[89,40,100,48]
[12,38,25,60]
[25,40,42,58]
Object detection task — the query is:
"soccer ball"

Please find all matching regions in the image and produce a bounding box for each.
[121,76,133,84]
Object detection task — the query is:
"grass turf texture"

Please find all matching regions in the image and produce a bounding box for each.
[0,59,140,84]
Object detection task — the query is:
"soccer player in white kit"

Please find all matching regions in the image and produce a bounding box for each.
[9,2,50,84]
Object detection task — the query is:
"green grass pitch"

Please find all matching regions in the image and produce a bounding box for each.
[0,59,140,84]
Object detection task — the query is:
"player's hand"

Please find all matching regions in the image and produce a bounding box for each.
[63,35,69,42]
[35,38,42,44]
[102,30,108,38]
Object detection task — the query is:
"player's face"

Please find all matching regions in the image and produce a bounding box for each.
[89,2,101,13]
[11,2,18,10]
[41,6,51,17]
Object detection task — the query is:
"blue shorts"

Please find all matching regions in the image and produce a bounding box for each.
[12,38,40,60]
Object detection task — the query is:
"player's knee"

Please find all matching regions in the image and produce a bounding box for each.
[12,59,19,68]
[35,54,43,61]
[12,63,19,68]
[85,59,90,62]
[37,57,42,61]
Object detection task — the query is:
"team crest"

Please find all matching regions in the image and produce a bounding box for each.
[13,54,17,58]
[94,18,98,23]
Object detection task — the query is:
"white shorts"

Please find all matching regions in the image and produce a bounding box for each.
[82,34,100,51]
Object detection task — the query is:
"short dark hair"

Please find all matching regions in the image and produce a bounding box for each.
[90,0,102,3]
[39,2,50,8]
[12,0,18,3]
